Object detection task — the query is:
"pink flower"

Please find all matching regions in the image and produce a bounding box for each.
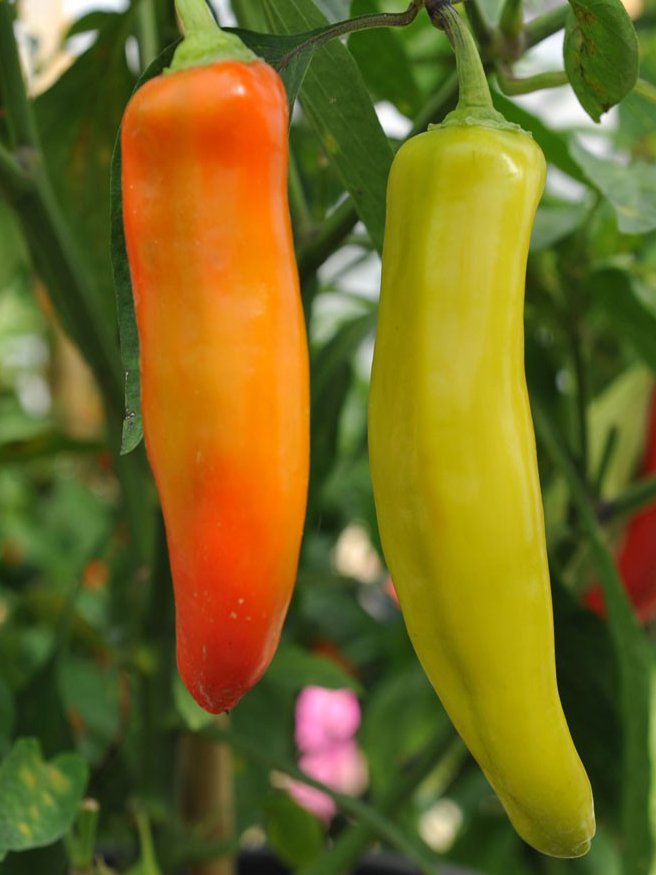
[295,686,361,753]
[285,687,368,823]
[287,741,368,823]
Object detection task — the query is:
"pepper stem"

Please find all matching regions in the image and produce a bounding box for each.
[426,0,493,111]
[169,0,256,73]
[175,0,216,34]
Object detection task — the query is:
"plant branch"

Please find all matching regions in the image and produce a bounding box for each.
[0,138,30,194]
[0,0,39,149]
[200,723,441,875]
[524,5,568,49]
[278,0,422,70]
[299,729,455,875]
[599,474,656,524]
[634,77,656,103]
[496,67,568,94]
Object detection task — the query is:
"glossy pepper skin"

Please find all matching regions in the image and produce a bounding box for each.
[368,124,595,856]
[121,60,309,713]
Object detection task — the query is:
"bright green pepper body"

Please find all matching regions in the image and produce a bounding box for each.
[368,124,595,857]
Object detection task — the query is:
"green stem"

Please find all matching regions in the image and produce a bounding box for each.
[465,0,494,49]
[499,0,524,40]
[170,0,254,71]
[299,730,453,875]
[634,77,656,103]
[136,0,159,71]
[278,1,422,70]
[496,67,568,94]
[426,1,493,111]
[599,474,656,524]
[174,0,217,34]
[524,5,568,49]
[0,138,30,194]
[0,0,39,149]
[200,723,441,875]
[66,798,100,872]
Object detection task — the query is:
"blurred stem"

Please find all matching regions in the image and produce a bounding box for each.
[0,0,39,149]
[464,0,494,51]
[524,5,568,49]
[599,474,656,524]
[299,729,454,875]
[138,512,177,801]
[0,139,30,192]
[634,78,656,103]
[179,716,235,875]
[499,0,524,40]
[496,68,568,94]
[66,798,100,875]
[137,0,159,71]
[201,723,441,874]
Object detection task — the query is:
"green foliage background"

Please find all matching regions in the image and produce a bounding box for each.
[0,0,656,873]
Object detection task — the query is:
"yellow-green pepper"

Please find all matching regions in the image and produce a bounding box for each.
[368,3,595,858]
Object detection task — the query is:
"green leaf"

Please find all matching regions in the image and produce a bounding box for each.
[311,311,376,492]
[264,790,324,868]
[0,200,28,291]
[570,140,656,234]
[0,738,88,856]
[564,0,639,122]
[590,268,656,374]
[110,43,177,454]
[530,200,591,251]
[36,10,137,326]
[265,644,361,693]
[233,27,319,108]
[348,0,423,118]
[262,0,394,252]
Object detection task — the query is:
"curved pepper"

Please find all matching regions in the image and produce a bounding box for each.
[121,57,309,713]
[368,4,594,856]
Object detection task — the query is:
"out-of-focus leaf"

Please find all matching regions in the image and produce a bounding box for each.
[564,0,638,122]
[360,663,450,799]
[36,10,137,324]
[59,656,121,765]
[590,268,656,374]
[0,738,88,856]
[586,366,653,500]
[264,791,324,868]
[570,140,656,234]
[265,644,361,693]
[263,0,394,252]
[530,200,591,251]
[173,674,214,732]
[0,200,28,291]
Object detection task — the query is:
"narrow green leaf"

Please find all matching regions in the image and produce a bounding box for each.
[564,0,638,121]
[570,140,656,234]
[262,0,394,252]
[530,200,591,251]
[348,0,423,118]
[0,738,88,855]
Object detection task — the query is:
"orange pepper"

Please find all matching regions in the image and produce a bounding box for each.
[121,60,309,713]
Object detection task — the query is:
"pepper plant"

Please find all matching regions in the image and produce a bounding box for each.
[0,0,655,874]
